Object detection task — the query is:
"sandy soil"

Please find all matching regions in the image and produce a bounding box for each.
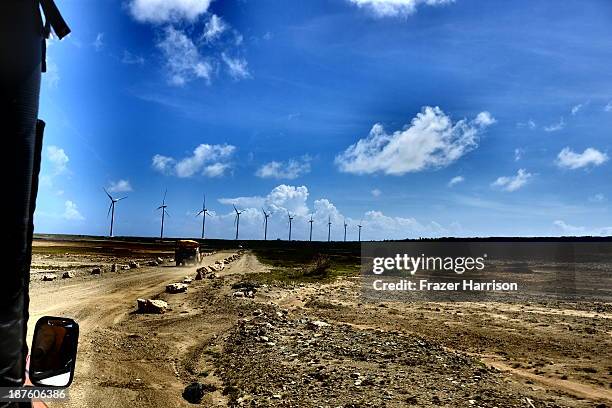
[27,240,611,407]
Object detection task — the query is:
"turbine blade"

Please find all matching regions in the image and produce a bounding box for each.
[107,202,113,218]
[104,188,113,200]
[156,205,163,210]
[162,189,167,204]
[165,210,170,217]
[196,210,204,216]
[117,196,128,201]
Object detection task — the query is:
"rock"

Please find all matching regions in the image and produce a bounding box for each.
[233,291,245,298]
[129,261,139,269]
[62,271,74,279]
[195,271,203,280]
[148,260,159,266]
[156,257,164,263]
[91,267,102,275]
[166,283,188,293]
[137,298,168,314]
[111,263,118,272]
[42,274,57,281]
[253,309,263,316]
[182,276,193,284]
[307,320,331,330]
[182,382,205,404]
[122,265,130,270]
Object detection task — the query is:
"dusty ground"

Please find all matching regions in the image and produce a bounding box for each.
[28,239,611,407]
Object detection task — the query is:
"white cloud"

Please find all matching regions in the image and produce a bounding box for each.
[107,179,133,193]
[202,14,226,42]
[371,188,382,197]
[256,156,311,180]
[553,220,612,237]
[589,193,606,203]
[491,169,532,192]
[93,33,104,51]
[335,106,494,175]
[517,120,536,130]
[543,117,565,132]
[348,0,454,17]
[152,144,236,177]
[46,146,69,174]
[222,53,250,80]
[214,184,451,240]
[128,0,211,24]
[63,200,84,221]
[152,154,176,174]
[448,175,464,187]
[514,148,523,162]
[121,50,145,65]
[157,26,212,86]
[571,103,584,115]
[203,162,231,177]
[43,60,60,89]
[604,102,612,112]
[556,147,608,170]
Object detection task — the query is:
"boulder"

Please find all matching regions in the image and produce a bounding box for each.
[129,261,139,269]
[166,283,188,293]
[148,260,159,266]
[62,271,74,279]
[137,298,168,314]
[42,274,57,281]
[307,320,331,330]
[111,263,118,272]
[182,276,193,284]
[156,257,164,263]
[91,267,102,275]
[195,270,203,280]
[182,382,205,404]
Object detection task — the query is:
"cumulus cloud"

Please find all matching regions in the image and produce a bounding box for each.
[107,179,133,193]
[213,184,452,241]
[157,26,212,86]
[348,0,454,17]
[371,188,382,197]
[556,147,608,170]
[63,200,84,221]
[46,146,69,174]
[448,175,464,187]
[335,106,494,175]
[152,144,236,177]
[202,14,226,42]
[553,220,612,237]
[543,117,565,132]
[222,53,250,80]
[491,169,532,192]
[514,148,523,162]
[128,0,211,24]
[604,102,612,112]
[589,193,606,203]
[256,156,311,180]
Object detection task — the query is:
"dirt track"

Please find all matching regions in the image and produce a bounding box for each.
[28,242,611,407]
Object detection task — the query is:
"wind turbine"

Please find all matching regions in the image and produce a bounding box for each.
[262,208,270,240]
[233,204,242,240]
[104,188,127,238]
[287,211,294,241]
[358,218,363,242]
[196,194,211,239]
[308,215,314,242]
[327,216,332,242]
[157,189,170,239]
[343,219,348,242]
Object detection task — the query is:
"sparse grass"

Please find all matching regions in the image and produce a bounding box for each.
[252,246,360,284]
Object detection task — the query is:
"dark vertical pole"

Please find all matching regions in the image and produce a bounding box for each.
[110,202,115,237]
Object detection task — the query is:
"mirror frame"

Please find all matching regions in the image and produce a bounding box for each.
[29,316,79,388]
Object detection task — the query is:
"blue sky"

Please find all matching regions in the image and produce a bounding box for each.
[36,0,612,240]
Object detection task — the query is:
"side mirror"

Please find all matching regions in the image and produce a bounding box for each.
[29,316,79,387]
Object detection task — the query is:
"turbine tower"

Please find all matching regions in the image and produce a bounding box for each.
[358,220,363,242]
[233,204,243,240]
[104,188,127,238]
[196,194,210,239]
[308,215,314,241]
[262,208,270,240]
[287,211,294,241]
[327,216,332,242]
[343,219,348,242]
[157,189,170,239]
